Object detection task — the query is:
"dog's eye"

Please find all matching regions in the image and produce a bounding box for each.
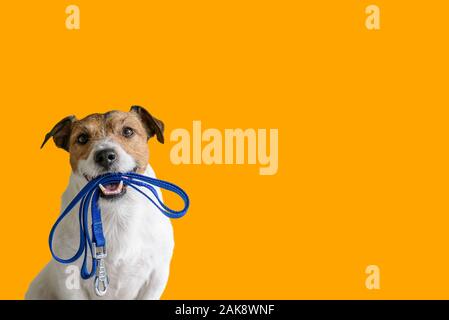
[122,127,134,138]
[77,133,89,145]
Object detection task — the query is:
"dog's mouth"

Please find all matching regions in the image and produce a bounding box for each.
[83,167,138,200]
[98,181,126,199]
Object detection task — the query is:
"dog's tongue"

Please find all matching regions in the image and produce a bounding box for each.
[106,184,119,191]
[99,181,124,195]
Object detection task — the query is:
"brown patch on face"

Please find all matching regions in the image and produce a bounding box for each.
[105,111,150,174]
[68,111,150,173]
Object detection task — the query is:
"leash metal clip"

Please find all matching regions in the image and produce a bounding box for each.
[93,243,109,297]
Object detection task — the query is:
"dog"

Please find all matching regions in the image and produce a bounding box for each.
[26,106,174,300]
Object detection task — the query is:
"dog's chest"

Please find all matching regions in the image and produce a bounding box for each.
[82,200,173,299]
[97,252,153,299]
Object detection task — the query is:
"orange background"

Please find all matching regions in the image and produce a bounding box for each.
[0,1,448,299]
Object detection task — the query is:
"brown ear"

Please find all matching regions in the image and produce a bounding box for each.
[40,115,76,151]
[130,105,164,143]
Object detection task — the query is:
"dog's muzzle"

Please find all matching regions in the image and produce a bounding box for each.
[83,167,139,199]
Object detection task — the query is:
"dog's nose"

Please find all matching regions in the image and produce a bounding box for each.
[94,149,117,169]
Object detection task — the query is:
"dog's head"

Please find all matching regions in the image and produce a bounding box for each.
[41,106,164,199]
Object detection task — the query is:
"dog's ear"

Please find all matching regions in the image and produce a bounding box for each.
[41,115,76,151]
[130,105,164,144]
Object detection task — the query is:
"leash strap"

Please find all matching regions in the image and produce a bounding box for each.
[48,172,189,296]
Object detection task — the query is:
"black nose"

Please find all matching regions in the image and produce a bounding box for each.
[94,148,117,169]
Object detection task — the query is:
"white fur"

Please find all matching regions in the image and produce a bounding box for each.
[26,140,174,300]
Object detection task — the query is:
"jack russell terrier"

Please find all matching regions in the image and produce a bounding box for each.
[26,106,174,300]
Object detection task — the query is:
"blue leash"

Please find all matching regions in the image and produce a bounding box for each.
[48,172,189,296]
